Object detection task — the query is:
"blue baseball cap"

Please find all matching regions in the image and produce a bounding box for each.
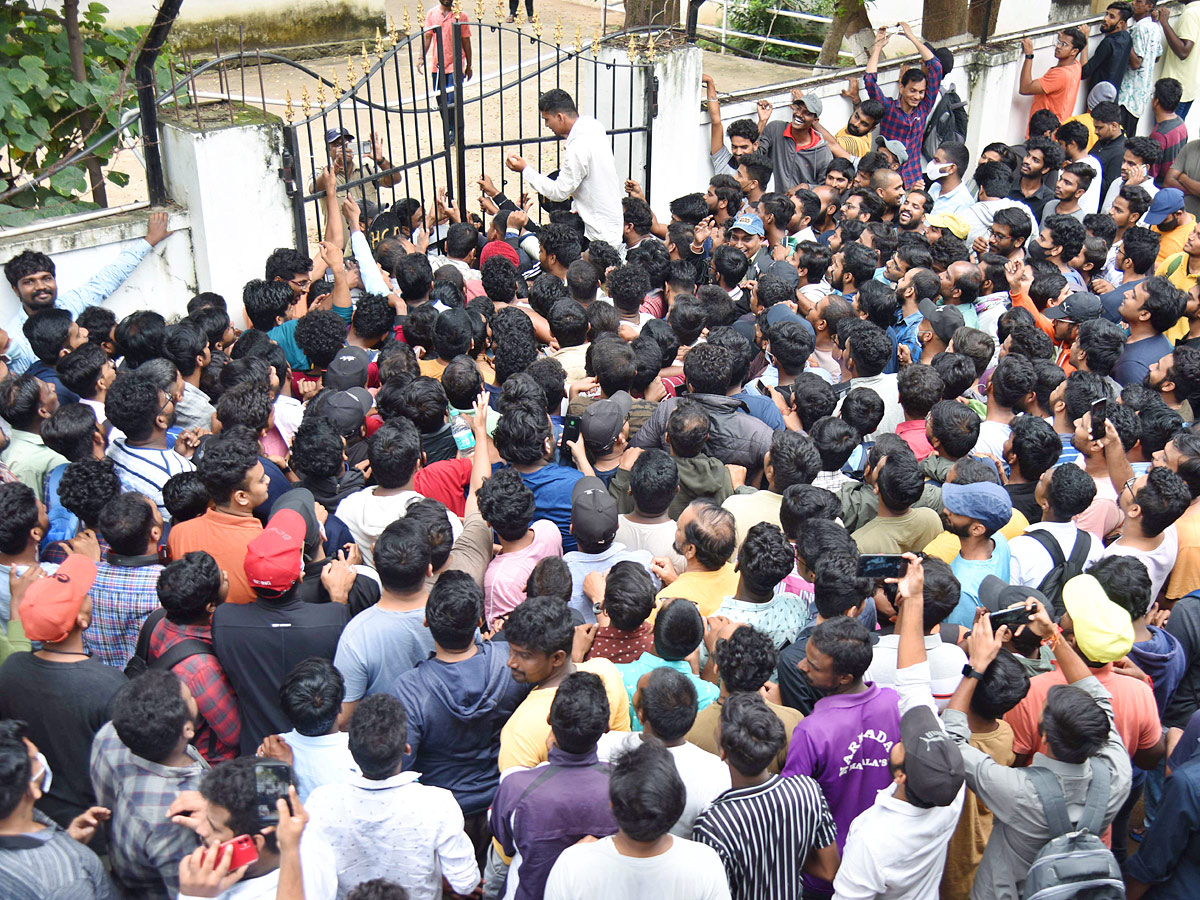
[941,481,1012,534]
[729,212,765,237]
[1143,188,1185,227]
[325,126,354,145]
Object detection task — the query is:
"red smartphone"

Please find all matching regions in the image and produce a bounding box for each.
[205,834,259,870]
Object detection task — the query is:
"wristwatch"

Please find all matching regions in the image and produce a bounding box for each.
[1024,53,1035,60]
[962,663,985,680]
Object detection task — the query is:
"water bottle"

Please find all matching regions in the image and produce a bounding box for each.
[452,413,475,454]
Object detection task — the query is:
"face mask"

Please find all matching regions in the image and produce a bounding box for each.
[1028,240,1049,262]
[925,162,952,181]
[32,752,52,795]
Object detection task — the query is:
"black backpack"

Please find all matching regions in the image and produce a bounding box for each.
[1027,529,1092,619]
[922,87,969,163]
[124,608,215,678]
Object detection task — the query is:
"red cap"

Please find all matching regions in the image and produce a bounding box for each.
[19,555,97,643]
[244,509,305,594]
[479,239,520,268]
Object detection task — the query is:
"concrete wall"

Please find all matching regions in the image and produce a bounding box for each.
[648,17,1197,208]
[0,209,196,325]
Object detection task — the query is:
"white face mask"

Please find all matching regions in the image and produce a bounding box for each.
[31,752,52,795]
[925,161,953,181]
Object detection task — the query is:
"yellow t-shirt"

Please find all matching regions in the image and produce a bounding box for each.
[1062,112,1098,151]
[418,357,449,380]
[1157,252,1199,344]
[651,562,739,622]
[1168,503,1200,600]
[1155,213,1198,271]
[923,509,1030,564]
[835,127,873,158]
[939,721,1016,900]
[496,657,632,771]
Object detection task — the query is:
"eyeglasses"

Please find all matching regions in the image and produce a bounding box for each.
[1120,476,1138,500]
[288,277,312,290]
[158,391,180,416]
[1055,39,1073,48]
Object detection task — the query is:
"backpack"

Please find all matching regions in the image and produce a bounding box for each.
[1021,762,1124,900]
[1027,529,1092,619]
[922,87,969,163]
[124,607,215,678]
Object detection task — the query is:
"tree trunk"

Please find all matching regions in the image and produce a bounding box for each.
[624,0,679,30]
[923,0,970,42]
[818,1,873,66]
[62,0,108,207]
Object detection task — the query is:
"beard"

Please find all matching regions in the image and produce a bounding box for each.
[1143,371,1165,393]
[942,517,973,539]
[847,120,870,136]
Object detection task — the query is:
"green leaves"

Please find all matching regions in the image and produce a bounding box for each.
[1,0,155,211]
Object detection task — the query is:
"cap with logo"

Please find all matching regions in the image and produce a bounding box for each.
[899,705,966,808]
[917,299,966,344]
[18,555,97,644]
[580,392,632,455]
[245,508,307,594]
[1043,292,1103,323]
[571,476,619,549]
[1143,188,1185,227]
[324,346,371,391]
[729,212,765,237]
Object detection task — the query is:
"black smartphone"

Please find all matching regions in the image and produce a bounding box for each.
[857,554,908,579]
[558,414,581,468]
[1091,398,1107,441]
[756,379,771,396]
[253,761,293,826]
[989,604,1033,631]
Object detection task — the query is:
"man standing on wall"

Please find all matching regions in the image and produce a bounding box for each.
[1019,28,1087,132]
[418,0,473,148]
[2,212,170,377]
[864,20,944,189]
[506,90,623,247]
[1153,0,1200,121]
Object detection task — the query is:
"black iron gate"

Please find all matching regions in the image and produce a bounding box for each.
[281,15,659,250]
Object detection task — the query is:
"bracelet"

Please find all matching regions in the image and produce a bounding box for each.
[1041,626,1062,649]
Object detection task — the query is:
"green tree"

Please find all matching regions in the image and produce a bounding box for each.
[0,1,157,225]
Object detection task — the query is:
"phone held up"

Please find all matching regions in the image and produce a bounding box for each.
[857,554,907,580]
[254,760,293,827]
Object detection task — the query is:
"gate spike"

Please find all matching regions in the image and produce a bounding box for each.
[516,5,525,27]
[346,56,355,87]
[301,84,311,117]
[412,1,422,32]
[387,15,398,45]
[284,89,294,125]
[495,0,504,21]
[402,5,411,34]
[475,0,484,20]
[592,26,601,57]
[375,27,384,56]
[452,0,462,18]
[316,82,327,107]
[627,30,637,60]
[532,10,542,38]
[573,24,582,53]
[361,43,370,76]
[332,69,342,95]
[647,28,656,62]
[554,16,563,46]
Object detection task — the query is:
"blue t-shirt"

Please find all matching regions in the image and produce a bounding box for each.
[948,534,1012,627]
[1113,334,1173,387]
[268,305,353,371]
[492,462,585,552]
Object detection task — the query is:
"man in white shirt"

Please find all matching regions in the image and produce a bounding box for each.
[833,555,966,900]
[597,667,730,838]
[545,739,731,900]
[506,89,622,246]
[1007,464,1102,607]
[306,694,480,900]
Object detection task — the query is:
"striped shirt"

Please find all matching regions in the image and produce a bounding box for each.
[691,774,837,900]
[106,439,195,522]
[0,810,117,900]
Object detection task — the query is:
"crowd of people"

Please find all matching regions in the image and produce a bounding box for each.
[5,5,1200,900]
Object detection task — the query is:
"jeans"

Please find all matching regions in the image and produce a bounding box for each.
[433,71,458,145]
[1178,99,1194,122]
[509,0,534,16]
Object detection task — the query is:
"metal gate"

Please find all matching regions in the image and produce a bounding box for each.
[280,15,659,250]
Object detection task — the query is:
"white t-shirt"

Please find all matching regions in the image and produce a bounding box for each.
[280,730,360,801]
[973,420,1012,460]
[597,732,732,837]
[1008,521,1103,589]
[544,834,732,900]
[866,635,968,711]
[1100,524,1178,604]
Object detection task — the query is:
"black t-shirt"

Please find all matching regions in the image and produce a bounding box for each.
[421,423,458,464]
[0,653,127,831]
[212,595,350,754]
[1006,481,1042,524]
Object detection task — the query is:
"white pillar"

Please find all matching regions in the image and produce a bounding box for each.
[161,113,295,326]
[643,44,704,220]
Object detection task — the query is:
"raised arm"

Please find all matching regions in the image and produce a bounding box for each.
[704,74,725,155]
[866,25,889,75]
[1018,38,1045,95]
[1155,7,1196,61]
[898,20,932,61]
[463,393,494,517]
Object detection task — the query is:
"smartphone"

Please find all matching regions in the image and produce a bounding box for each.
[1091,398,1107,441]
[857,554,908,579]
[358,140,373,159]
[253,761,293,827]
[205,834,259,870]
[558,414,582,468]
[989,604,1033,631]
[756,379,771,396]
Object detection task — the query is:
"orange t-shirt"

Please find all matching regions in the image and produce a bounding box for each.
[166,508,264,605]
[1030,62,1083,128]
[1010,289,1056,341]
[1168,502,1200,600]
[1004,662,1160,760]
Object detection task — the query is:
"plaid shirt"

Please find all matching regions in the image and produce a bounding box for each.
[83,559,164,669]
[148,618,241,763]
[864,54,943,188]
[89,721,207,898]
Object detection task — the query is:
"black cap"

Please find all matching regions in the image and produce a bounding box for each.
[899,705,965,808]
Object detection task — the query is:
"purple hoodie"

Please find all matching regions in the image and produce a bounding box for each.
[782,682,901,893]
[1129,625,1187,714]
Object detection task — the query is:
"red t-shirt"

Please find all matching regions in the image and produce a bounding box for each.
[415,457,472,517]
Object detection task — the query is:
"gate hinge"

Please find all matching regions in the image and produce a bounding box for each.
[280,148,298,198]
[648,75,659,119]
